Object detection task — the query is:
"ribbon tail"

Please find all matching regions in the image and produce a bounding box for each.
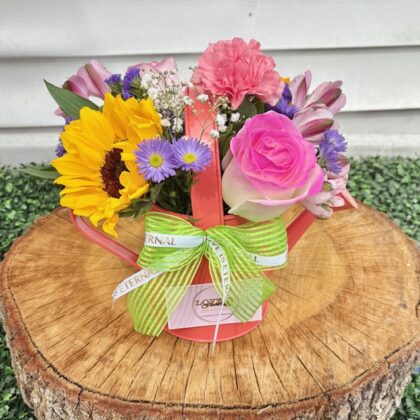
[127,257,202,336]
[212,296,225,354]
[207,231,277,324]
[206,238,231,353]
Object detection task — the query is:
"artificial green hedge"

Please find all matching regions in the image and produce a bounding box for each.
[0,157,419,419]
[348,157,420,242]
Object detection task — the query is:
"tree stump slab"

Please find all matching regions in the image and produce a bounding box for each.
[0,204,419,419]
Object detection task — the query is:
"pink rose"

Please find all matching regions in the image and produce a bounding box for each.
[222,111,324,221]
[192,38,284,109]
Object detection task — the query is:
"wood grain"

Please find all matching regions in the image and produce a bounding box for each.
[0,204,419,419]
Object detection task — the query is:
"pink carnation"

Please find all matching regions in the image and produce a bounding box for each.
[192,38,284,109]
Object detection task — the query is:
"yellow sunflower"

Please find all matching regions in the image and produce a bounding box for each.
[52,93,162,237]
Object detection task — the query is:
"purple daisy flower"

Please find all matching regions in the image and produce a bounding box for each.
[318,129,347,174]
[266,84,298,119]
[172,137,212,172]
[122,68,140,99]
[135,138,177,183]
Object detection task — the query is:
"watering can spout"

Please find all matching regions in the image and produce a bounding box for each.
[286,192,357,252]
[286,209,315,252]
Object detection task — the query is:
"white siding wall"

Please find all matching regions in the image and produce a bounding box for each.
[1,0,420,164]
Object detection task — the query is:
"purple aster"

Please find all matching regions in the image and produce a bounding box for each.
[318,129,347,174]
[135,138,177,183]
[266,84,298,119]
[122,68,140,99]
[172,137,212,172]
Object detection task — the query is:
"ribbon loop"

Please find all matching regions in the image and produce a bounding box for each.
[139,213,205,272]
[113,212,288,337]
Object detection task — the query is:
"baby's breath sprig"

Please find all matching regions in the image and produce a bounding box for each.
[140,69,190,138]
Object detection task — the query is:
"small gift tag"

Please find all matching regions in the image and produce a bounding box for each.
[167,283,262,330]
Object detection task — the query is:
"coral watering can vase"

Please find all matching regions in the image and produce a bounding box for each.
[69,89,355,343]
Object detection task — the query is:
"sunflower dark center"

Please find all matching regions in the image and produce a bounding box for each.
[100,149,126,198]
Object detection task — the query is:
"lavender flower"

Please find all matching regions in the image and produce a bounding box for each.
[64,116,74,125]
[122,68,140,99]
[135,138,177,183]
[105,73,122,86]
[172,138,212,172]
[266,84,298,119]
[318,129,347,174]
[55,139,66,157]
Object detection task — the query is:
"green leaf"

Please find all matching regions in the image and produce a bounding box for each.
[118,208,137,218]
[254,98,265,114]
[21,165,59,180]
[150,183,163,202]
[133,200,153,218]
[219,124,235,159]
[238,96,257,119]
[44,80,99,119]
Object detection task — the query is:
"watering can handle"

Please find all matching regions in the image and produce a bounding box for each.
[185,88,225,229]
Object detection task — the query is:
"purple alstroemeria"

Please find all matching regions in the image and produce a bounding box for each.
[287,70,346,143]
[289,70,312,109]
[292,105,335,143]
[289,70,346,115]
[65,60,111,99]
[135,138,177,183]
[55,60,112,118]
[305,80,347,115]
[302,160,358,219]
[128,57,180,89]
[172,137,212,172]
[301,165,349,219]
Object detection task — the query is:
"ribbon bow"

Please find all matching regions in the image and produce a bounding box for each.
[112,212,287,338]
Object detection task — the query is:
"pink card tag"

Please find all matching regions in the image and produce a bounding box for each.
[167,283,262,330]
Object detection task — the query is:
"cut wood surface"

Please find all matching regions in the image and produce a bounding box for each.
[0,204,419,419]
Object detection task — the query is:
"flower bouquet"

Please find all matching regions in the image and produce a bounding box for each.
[32,38,357,346]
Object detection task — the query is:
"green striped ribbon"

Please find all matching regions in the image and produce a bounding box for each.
[113,212,288,336]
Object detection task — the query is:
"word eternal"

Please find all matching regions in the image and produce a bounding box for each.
[112,269,160,300]
[144,233,175,246]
